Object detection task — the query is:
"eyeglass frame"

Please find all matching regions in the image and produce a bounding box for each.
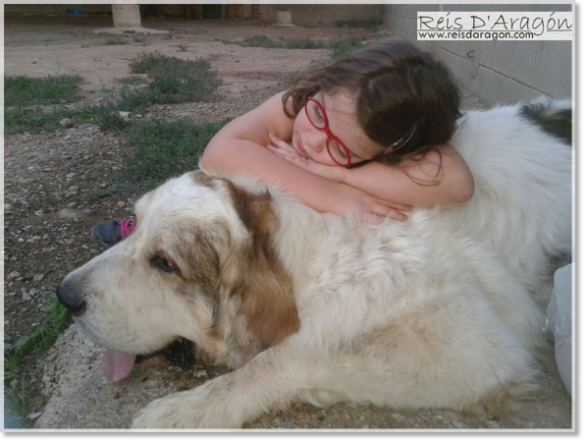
[304,96,373,169]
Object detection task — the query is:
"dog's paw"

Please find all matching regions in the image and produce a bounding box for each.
[131,378,245,429]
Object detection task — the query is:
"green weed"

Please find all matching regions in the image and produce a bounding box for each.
[5,75,83,107]
[4,108,81,135]
[118,52,222,112]
[114,119,228,188]
[329,36,366,59]
[233,35,328,49]
[91,104,130,132]
[115,76,148,87]
[335,19,382,32]
[4,376,28,427]
[8,292,72,360]
[133,34,147,43]
[3,291,72,426]
[3,354,21,381]
[104,34,127,45]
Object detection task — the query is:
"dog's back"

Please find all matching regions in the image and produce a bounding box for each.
[443,99,572,301]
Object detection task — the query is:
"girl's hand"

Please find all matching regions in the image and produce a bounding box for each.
[339,187,413,223]
[266,133,412,223]
[267,133,344,183]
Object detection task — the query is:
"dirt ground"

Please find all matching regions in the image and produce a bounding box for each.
[3,15,573,431]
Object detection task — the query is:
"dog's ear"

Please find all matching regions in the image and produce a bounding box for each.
[219,184,300,368]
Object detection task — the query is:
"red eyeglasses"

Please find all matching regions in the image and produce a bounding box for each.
[304,97,372,169]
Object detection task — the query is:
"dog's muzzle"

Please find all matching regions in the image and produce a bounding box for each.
[56,279,87,316]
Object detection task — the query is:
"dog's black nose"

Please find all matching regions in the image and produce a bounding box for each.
[56,281,87,316]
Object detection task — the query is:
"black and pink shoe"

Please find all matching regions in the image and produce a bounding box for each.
[91,218,136,250]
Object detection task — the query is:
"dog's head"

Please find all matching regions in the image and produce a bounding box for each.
[57,171,299,380]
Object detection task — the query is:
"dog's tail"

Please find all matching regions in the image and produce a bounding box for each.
[519,98,572,145]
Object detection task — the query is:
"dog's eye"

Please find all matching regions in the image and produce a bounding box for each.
[151,256,179,274]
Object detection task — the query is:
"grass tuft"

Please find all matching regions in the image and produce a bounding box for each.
[116,51,222,112]
[3,291,72,427]
[7,292,72,360]
[335,19,382,32]
[103,34,127,45]
[5,75,83,107]
[236,35,328,49]
[4,108,81,135]
[329,36,367,59]
[114,119,228,188]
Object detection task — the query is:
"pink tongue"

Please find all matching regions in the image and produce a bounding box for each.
[104,350,136,382]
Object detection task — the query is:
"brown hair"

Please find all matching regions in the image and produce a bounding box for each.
[283,38,462,167]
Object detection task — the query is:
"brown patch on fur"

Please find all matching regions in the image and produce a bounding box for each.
[190,170,220,190]
[162,218,231,346]
[220,182,300,366]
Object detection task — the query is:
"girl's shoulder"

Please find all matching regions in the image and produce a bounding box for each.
[222,91,295,144]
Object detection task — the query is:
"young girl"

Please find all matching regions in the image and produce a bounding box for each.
[92,38,474,247]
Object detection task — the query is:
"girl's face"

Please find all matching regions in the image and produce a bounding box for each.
[291,89,383,167]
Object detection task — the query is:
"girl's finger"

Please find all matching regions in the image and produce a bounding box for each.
[372,204,408,222]
[268,133,291,149]
[384,208,408,222]
[372,199,412,213]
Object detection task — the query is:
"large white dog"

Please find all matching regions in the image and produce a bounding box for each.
[57,98,572,428]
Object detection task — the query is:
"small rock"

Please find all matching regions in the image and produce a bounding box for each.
[118,111,130,120]
[35,209,43,216]
[27,412,42,421]
[195,370,207,378]
[57,208,84,219]
[117,200,126,208]
[68,185,80,192]
[59,118,73,128]
[22,293,32,302]
[66,173,77,180]
[67,202,78,208]
[7,271,21,281]
[33,274,45,282]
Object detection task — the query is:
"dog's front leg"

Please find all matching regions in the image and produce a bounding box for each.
[131,337,317,429]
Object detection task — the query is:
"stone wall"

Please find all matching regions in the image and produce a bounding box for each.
[383,3,572,105]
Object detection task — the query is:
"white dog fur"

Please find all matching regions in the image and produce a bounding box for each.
[58,99,571,428]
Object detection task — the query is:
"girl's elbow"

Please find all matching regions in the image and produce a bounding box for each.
[199,140,224,173]
[452,175,475,204]
[199,149,212,171]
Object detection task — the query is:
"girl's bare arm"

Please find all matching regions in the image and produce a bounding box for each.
[267,132,474,210]
[200,92,400,220]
